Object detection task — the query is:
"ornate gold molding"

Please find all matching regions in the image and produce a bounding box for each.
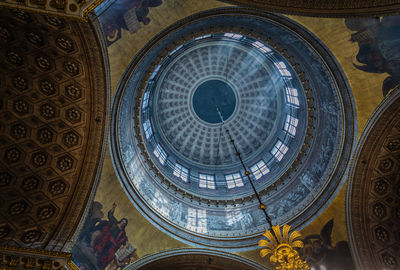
[0,0,104,21]
[0,245,78,269]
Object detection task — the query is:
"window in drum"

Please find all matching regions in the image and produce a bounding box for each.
[199,173,215,189]
[271,140,289,161]
[284,114,299,136]
[285,87,300,106]
[143,119,153,139]
[250,160,270,180]
[274,61,291,76]
[153,144,167,165]
[173,163,189,182]
[225,173,244,188]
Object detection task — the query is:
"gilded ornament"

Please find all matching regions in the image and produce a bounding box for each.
[35,56,51,70]
[31,151,48,167]
[37,127,54,144]
[21,229,42,243]
[63,60,79,76]
[56,36,74,51]
[11,123,27,139]
[56,155,74,171]
[8,52,23,66]
[48,179,66,195]
[65,107,81,123]
[37,205,56,220]
[373,202,387,219]
[40,103,56,119]
[62,131,79,147]
[258,224,309,270]
[13,99,29,115]
[0,225,11,239]
[382,253,397,268]
[22,176,40,192]
[5,147,22,163]
[39,79,56,96]
[11,9,31,21]
[0,26,12,40]
[44,15,64,27]
[26,32,43,46]
[8,201,28,216]
[0,172,13,187]
[65,85,82,99]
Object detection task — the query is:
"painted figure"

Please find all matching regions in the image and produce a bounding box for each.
[301,219,355,270]
[72,202,138,269]
[91,203,129,268]
[99,0,163,46]
[345,16,400,97]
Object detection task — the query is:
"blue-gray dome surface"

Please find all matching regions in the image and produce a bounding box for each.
[110,8,356,250]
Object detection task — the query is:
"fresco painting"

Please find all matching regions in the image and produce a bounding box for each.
[345,16,400,97]
[301,219,355,270]
[98,0,163,46]
[72,202,138,270]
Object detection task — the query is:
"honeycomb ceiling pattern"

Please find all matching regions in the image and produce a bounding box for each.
[0,0,101,21]
[0,7,107,250]
[155,41,281,166]
[348,89,400,270]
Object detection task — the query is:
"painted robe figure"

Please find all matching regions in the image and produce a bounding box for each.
[71,201,136,270]
[92,203,129,269]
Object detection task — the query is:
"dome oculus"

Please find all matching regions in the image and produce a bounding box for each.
[110,9,356,250]
[139,32,307,199]
[192,79,236,124]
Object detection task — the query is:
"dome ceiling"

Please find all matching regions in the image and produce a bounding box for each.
[110,8,356,250]
[0,7,108,251]
[144,34,307,199]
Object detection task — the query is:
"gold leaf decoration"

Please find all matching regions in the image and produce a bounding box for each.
[258,224,309,270]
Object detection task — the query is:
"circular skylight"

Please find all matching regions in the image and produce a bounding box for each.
[110,8,356,250]
[140,34,307,199]
[192,79,236,124]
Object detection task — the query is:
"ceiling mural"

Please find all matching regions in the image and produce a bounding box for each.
[345,16,400,97]
[96,0,163,46]
[72,201,138,270]
[0,0,381,268]
[64,0,397,268]
[300,219,354,270]
[0,7,108,251]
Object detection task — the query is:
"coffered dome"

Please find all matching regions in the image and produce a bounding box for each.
[110,8,356,250]
[142,33,307,199]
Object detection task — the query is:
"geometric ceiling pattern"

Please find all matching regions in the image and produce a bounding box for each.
[221,0,400,17]
[347,88,400,270]
[0,7,108,251]
[0,0,102,21]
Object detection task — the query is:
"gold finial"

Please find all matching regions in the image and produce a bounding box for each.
[258,224,309,270]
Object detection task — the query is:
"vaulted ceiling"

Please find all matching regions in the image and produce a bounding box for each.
[0,1,399,269]
[0,7,108,251]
